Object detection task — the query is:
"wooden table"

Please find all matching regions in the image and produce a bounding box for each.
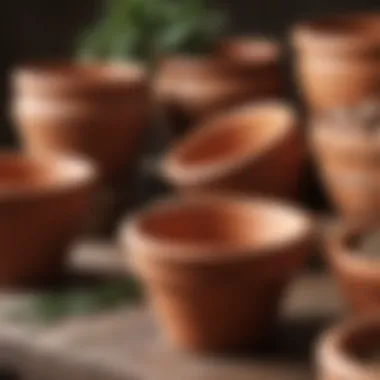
[0,242,344,380]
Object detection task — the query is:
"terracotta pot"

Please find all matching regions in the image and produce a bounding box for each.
[161,101,305,200]
[292,12,380,112]
[120,195,314,352]
[0,152,97,286]
[155,55,283,137]
[11,61,149,183]
[310,117,380,226]
[325,224,380,314]
[217,36,284,90]
[317,315,380,380]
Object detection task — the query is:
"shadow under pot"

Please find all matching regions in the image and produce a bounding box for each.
[317,315,380,380]
[310,110,380,227]
[216,36,285,93]
[120,195,314,352]
[155,56,282,137]
[325,224,380,314]
[0,152,97,287]
[292,12,380,112]
[161,101,305,200]
[11,61,150,185]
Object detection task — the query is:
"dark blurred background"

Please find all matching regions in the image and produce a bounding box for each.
[0,0,379,146]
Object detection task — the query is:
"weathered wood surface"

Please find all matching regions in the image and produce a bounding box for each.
[0,242,344,380]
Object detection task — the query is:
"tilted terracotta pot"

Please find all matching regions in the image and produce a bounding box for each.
[155,54,283,137]
[317,315,380,380]
[11,61,149,183]
[310,117,380,227]
[120,195,314,352]
[292,13,380,112]
[325,224,380,314]
[0,152,97,286]
[161,101,305,200]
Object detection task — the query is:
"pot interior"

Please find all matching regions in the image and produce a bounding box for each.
[343,229,380,260]
[169,103,294,171]
[0,154,94,195]
[136,198,309,256]
[341,321,380,371]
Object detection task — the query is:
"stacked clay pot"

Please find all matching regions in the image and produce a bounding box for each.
[156,40,284,137]
[293,12,380,112]
[161,101,305,200]
[120,195,314,352]
[0,152,97,286]
[310,100,380,227]
[317,315,380,380]
[326,224,380,314]
[11,61,150,184]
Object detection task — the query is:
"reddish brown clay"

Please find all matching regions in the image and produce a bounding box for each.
[317,315,380,380]
[217,36,284,92]
[161,101,305,200]
[292,13,380,112]
[11,61,149,183]
[310,117,380,227]
[155,54,283,136]
[325,224,380,314]
[120,195,314,352]
[0,152,97,286]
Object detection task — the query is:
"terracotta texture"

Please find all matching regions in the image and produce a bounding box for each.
[120,195,314,352]
[292,13,380,112]
[217,36,284,89]
[310,114,380,227]
[0,152,97,286]
[155,54,283,137]
[317,315,380,380]
[11,61,150,183]
[325,224,380,314]
[161,101,305,200]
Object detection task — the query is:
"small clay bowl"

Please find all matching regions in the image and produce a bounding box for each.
[11,61,149,183]
[292,12,380,111]
[120,194,314,352]
[325,224,380,314]
[0,151,97,286]
[317,315,380,380]
[161,101,304,200]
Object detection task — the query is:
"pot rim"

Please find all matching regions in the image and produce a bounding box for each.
[326,223,380,279]
[217,35,282,65]
[0,150,98,203]
[11,59,148,93]
[161,100,299,187]
[317,315,380,379]
[292,12,380,53]
[119,194,315,264]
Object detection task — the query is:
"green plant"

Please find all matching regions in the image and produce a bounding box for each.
[9,279,142,326]
[77,0,226,62]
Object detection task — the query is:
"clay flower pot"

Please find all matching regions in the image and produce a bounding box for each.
[217,36,284,94]
[120,195,314,352]
[161,101,304,200]
[11,61,149,183]
[0,152,97,286]
[325,224,380,314]
[292,12,380,112]
[310,109,380,226]
[317,315,380,380]
[155,55,277,137]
